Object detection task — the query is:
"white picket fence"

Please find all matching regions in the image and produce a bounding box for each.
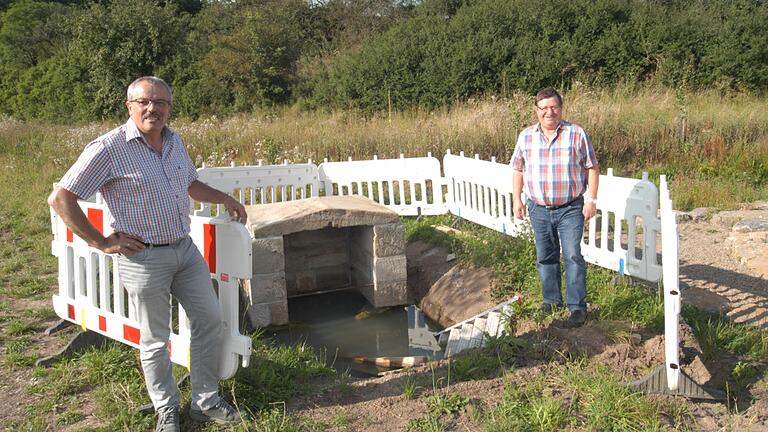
[318,154,447,216]
[199,151,665,283]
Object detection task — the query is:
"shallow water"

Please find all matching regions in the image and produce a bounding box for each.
[267,290,442,376]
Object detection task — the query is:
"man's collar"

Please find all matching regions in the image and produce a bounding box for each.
[534,120,567,133]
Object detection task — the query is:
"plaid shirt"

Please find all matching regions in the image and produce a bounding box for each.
[58,120,198,244]
[511,120,597,207]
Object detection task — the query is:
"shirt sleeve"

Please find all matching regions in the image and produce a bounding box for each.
[57,140,112,199]
[181,139,198,186]
[510,133,526,171]
[579,128,598,169]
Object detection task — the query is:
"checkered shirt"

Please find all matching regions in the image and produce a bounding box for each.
[511,120,597,207]
[58,119,198,244]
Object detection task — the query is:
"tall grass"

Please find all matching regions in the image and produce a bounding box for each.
[3,86,767,211]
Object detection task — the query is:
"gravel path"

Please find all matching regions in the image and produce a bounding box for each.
[677,207,768,329]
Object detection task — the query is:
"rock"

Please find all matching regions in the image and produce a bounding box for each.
[742,201,768,211]
[726,230,768,279]
[733,217,768,233]
[419,265,495,328]
[710,210,743,228]
[688,207,712,222]
[675,211,692,223]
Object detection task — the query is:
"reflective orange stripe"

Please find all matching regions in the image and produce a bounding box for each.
[123,325,140,344]
[87,208,104,234]
[203,224,216,273]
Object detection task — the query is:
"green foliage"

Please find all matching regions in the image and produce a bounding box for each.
[407,414,444,432]
[425,392,469,415]
[2,0,768,120]
[71,0,185,118]
[479,377,571,432]
[683,306,768,361]
[227,338,332,412]
[307,0,768,111]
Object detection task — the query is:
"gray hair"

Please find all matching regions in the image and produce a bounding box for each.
[127,76,173,102]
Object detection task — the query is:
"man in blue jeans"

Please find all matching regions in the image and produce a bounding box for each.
[511,87,599,328]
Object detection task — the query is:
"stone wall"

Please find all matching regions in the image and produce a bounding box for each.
[284,227,351,296]
[241,196,410,328]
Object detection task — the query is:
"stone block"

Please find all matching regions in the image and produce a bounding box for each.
[245,300,289,328]
[373,255,407,284]
[251,236,285,274]
[373,223,406,257]
[371,281,408,307]
[243,272,286,304]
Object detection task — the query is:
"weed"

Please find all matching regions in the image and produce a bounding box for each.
[425,392,469,415]
[4,338,35,368]
[23,307,58,320]
[731,361,759,388]
[684,306,768,361]
[6,318,37,336]
[559,363,667,431]
[401,375,423,400]
[330,410,353,429]
[406,413,444,432]
[246,404,303,432]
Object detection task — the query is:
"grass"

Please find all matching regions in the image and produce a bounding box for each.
[684,306,768,361]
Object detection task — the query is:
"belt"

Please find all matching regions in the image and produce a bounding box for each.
[535,196,583,210]
[140,241,171,248]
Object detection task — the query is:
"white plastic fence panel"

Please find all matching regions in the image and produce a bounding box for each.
[581,170,662,283]
[659,175,681,391]
[50,196,252,379]
[443,151,528,236]
[195,163,320,216]
[318,155,447,216]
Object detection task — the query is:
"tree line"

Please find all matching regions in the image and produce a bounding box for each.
[1,0,766,122]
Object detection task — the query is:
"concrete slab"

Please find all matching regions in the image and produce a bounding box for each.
[245,196,400,238]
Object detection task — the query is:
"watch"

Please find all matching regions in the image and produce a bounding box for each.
[584,195,597,204]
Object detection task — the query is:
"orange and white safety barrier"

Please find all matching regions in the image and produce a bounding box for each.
[49,193,252,379]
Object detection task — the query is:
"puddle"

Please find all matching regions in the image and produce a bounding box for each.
[267,290,443,377]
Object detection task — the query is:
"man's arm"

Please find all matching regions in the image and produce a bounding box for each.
[47,186,144,254]
[582,167,599,220]
[188,180,247,224]
[512,169,526,220]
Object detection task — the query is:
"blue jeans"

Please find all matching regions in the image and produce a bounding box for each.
[527,197,587,311]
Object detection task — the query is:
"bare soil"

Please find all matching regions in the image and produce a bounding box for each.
[2,208,767,431]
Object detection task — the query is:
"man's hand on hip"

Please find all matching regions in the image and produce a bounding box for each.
[100,232,146,255]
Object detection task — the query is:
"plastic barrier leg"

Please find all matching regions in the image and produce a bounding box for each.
[36,328,109,367]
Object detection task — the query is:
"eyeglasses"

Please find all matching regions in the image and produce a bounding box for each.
[536,105,561,112]
[129,98,171,109]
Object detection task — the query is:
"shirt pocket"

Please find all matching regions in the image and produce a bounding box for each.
[556,142,576,167]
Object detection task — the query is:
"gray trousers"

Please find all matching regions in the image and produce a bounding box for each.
[117,236,222,411]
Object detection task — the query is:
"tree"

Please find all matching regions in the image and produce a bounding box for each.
[71,0,184,117]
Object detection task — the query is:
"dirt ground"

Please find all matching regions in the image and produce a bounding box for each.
[1,206,767,431]
[288,207,768,431]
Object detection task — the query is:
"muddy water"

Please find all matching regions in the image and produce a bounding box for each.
[267,290,442,376]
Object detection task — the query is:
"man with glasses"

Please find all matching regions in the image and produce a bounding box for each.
[511,87,599,328]
[48,76,247,431]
